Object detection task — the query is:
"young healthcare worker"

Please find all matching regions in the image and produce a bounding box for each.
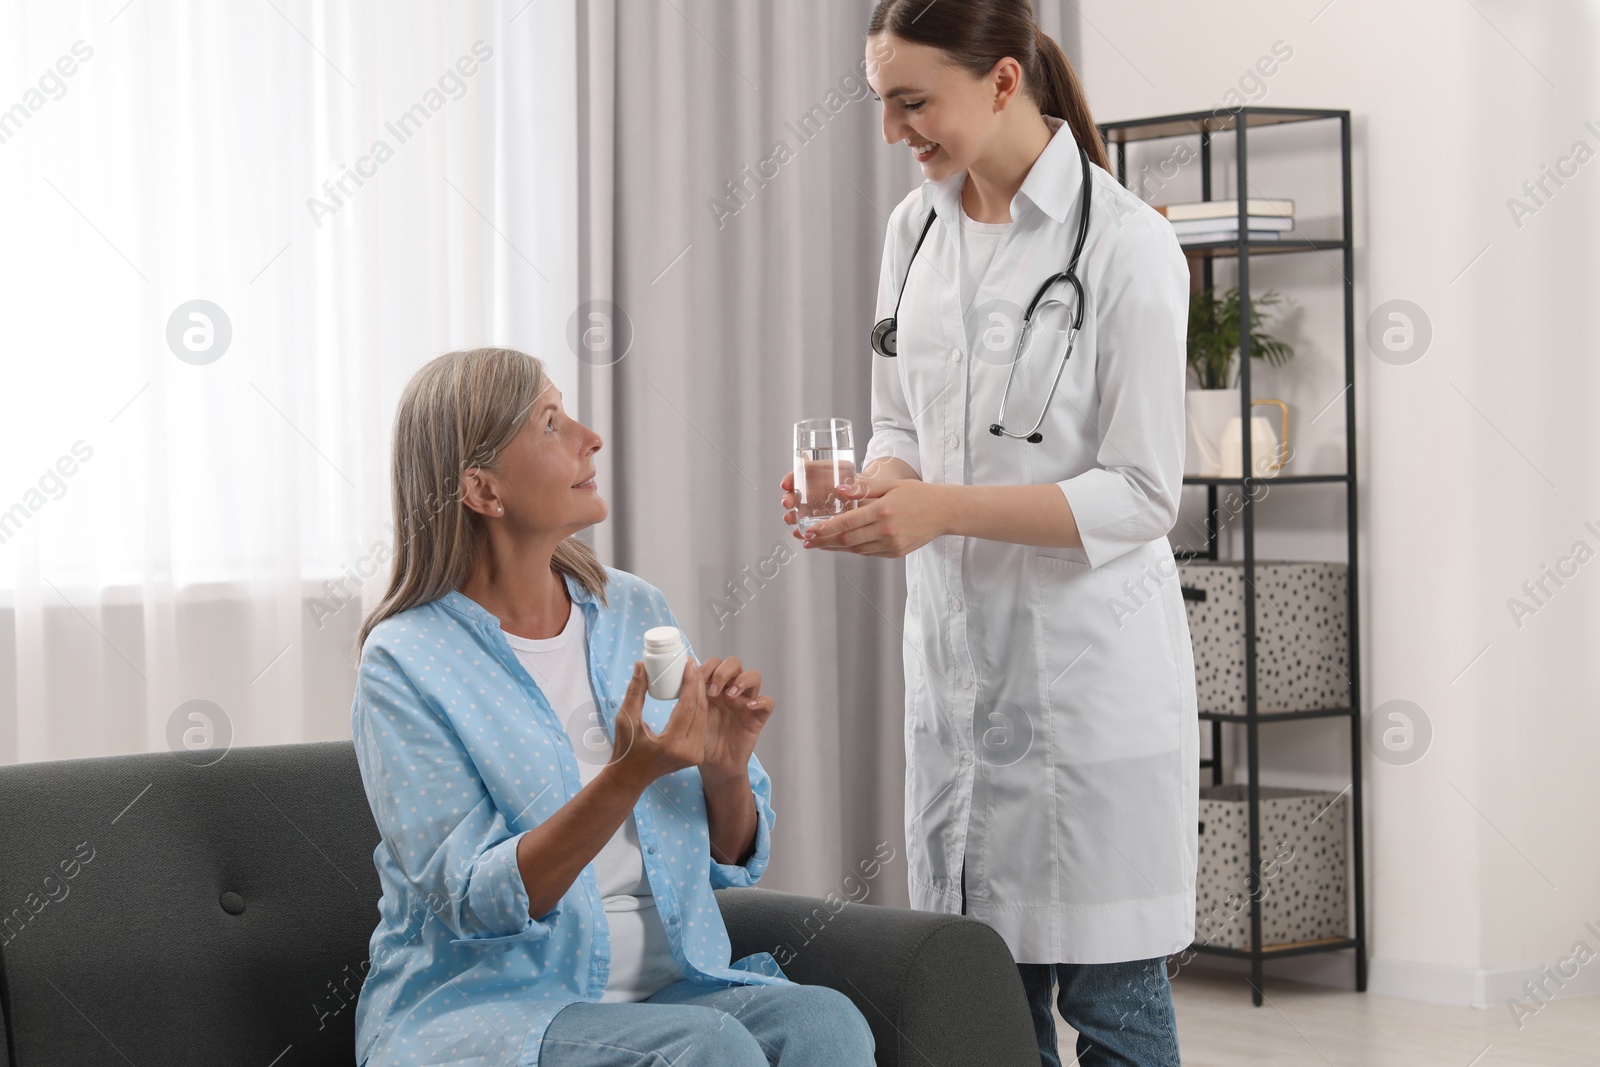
[780,3,1198,1065]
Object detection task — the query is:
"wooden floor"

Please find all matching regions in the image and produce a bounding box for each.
[1048,968,1600,1066]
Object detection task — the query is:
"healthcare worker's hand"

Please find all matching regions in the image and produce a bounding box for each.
[693,655,775,784]
[778,470,801,530]
[778,458,922,540]
[802,475,945,558]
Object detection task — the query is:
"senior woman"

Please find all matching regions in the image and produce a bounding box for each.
[349,347,874,1067]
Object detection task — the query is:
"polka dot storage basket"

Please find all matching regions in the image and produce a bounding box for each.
[1194,784,1350,951]
[1178,560,1350,715]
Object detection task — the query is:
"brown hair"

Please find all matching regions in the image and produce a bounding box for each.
[866,0,1109,172]
[356,347,608,654]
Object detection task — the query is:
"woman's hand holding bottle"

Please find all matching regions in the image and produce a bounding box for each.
[610,654,775,788]
[610,658,710,786]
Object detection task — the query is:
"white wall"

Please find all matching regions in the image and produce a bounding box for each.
[1078,0,1600,1008]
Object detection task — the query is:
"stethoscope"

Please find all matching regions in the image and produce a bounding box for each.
[870,140,1091,444]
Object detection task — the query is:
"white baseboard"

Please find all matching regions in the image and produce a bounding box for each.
[1181,951,1600,1010]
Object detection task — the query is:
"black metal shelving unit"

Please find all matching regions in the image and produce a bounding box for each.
[1095,107,1365,1007]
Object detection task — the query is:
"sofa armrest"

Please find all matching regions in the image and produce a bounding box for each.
[713,887,1038,1067]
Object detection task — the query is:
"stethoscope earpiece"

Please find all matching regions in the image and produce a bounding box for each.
[995,422,1044,443]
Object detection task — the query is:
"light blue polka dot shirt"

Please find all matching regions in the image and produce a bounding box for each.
[350,566,791,1067]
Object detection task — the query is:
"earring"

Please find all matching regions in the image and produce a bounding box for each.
[495,505,504,514]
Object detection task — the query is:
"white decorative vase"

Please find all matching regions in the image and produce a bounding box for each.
[1186,388,1239,476]
[1218,411,1287,479]
[1188,389,1291,478]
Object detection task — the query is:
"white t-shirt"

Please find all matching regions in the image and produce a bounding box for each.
[502,602,685,1003]
[959,201,1012,313]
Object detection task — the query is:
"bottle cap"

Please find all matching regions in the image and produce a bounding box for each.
[643,626,683,655]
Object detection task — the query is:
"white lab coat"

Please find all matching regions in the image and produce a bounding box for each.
[862,114,1199,965]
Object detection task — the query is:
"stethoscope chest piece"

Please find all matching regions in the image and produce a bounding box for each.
[871,316,898,358]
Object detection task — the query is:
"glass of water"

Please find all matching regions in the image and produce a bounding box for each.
[793,417,857,533]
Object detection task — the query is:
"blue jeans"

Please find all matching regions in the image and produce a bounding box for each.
[539,978,875,1066]
[1016,959,1181,1067]
[961,861,1180,1067]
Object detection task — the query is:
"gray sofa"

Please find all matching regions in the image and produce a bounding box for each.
[0,740,1037,1066]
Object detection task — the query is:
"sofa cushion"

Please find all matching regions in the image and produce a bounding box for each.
[0,741,380,1067]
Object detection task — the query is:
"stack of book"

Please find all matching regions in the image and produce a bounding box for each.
[1155,198,1296,245]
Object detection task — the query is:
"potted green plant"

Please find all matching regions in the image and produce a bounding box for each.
[1185,287,1296,476]
[1187,286,1295,389]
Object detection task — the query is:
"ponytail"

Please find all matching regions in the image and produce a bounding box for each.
[1031,26,1110,172]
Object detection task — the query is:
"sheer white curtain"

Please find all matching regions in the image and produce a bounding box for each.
[0,1,577,765]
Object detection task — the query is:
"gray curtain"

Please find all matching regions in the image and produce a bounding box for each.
[577,1,1078,906]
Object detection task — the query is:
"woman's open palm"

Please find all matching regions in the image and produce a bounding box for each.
[696,655,775,780]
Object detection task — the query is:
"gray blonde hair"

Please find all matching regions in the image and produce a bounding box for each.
[356,347,608,654]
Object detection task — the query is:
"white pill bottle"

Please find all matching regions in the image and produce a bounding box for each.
[642,626,689,701]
